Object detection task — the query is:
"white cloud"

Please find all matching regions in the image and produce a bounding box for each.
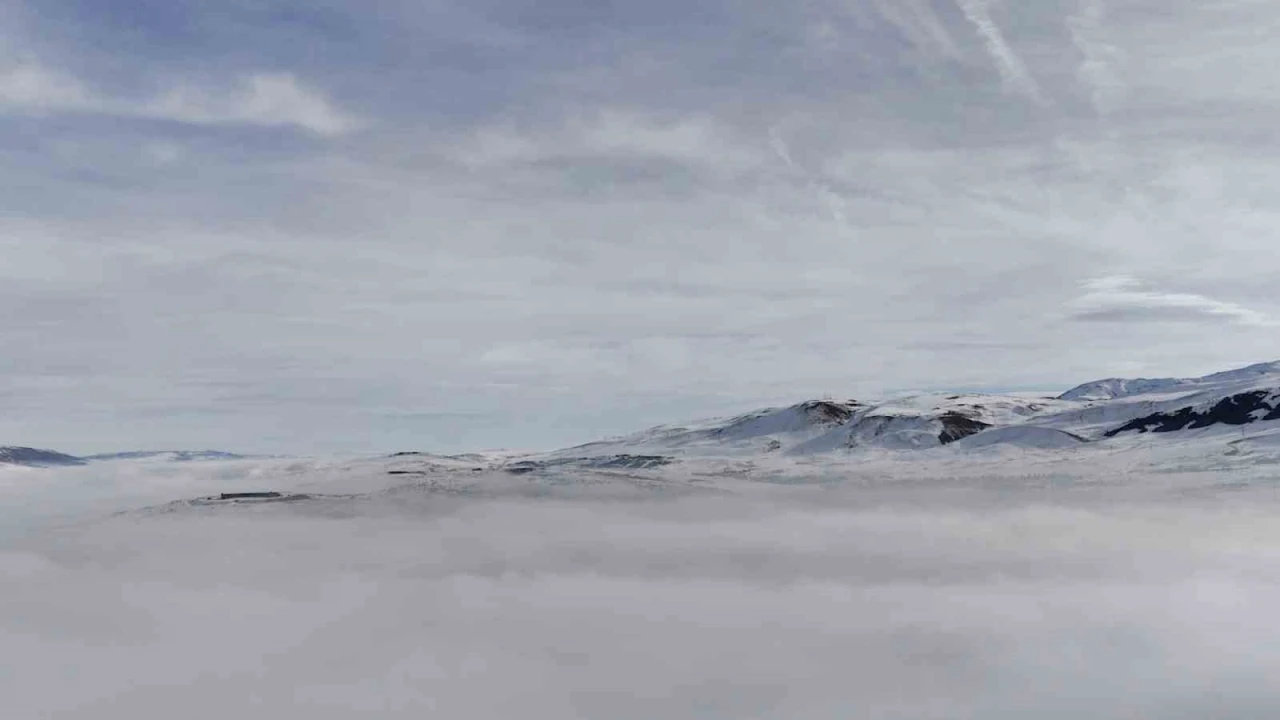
[8,460,1280,718]
[0,62,355,136]
[455,110,759,174]
[1071,275,1272,326]
[144,73,358,137]
[0,63,92,112]
[142,141,183,166]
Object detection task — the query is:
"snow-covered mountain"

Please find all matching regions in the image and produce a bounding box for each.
[8,362,1280,472]
[541,360,1280,461]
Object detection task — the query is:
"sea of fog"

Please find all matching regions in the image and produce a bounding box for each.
[4,458,1280,719]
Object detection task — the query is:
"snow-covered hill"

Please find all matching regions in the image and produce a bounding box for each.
[1058,361,1280,401]
[7,362,1280,474]
[83,450,251,463]
[0,448,252,469]
[538,360,1280,462]
[0,446,85,467]
[550,400,865,458]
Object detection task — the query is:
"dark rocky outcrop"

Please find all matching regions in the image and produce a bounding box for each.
[505,454,673,475]
[799,401,859,425]
[1104,391,1280,437]
[937,413,992,445]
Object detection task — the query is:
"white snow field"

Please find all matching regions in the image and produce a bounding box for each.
[7,363,1280,718]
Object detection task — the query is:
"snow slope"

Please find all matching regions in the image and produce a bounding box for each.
[532,361,1280,461]
[551,400,864,458]
[1058,361,1280,401]
[949,425,1087,450]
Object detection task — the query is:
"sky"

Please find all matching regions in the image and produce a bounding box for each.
[4,0,1280,454]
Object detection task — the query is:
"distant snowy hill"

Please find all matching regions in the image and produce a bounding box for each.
[0,448,251,468]
[0,446,86,467]
[542,360,1280,461]
[549,392,1076,458]
[7,362,1280,473]
[1058,361,1280,401]
[551,400,864,458]
[83,450,250,463]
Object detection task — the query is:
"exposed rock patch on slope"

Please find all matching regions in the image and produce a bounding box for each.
[1105,390,1280,437]
[938,413,992,445]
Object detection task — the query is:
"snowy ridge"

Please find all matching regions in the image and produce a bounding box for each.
[540,361,1280,461]
[1058,361,1280,401]
[551,400,864,458]
[949,426,1086,450]
[7,362,1280,470]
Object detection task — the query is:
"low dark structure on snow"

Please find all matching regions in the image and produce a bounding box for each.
[218,492,284,500]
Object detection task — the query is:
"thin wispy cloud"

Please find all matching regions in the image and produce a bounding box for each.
[0,62,98,113]
[144,73,358,137]
[0,60,355,136]
[865,0,963,61]
[1071,275,1272,326]
[1067,0,1124,117]
[767,124,851,233]
[956,0,1048,105]
[455,110,755,174]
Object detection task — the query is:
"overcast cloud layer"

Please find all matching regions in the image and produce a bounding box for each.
[6,460,1280,719]
[4,0,1280,453]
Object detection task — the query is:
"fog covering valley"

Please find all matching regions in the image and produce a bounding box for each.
[7,363,1280,718]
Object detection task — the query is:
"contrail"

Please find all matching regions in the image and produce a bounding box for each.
[956,0,1048,105]
[768,126,798,171]
[768,126,852,235]
[1067,0,1123,116]
[869,0,961,60]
